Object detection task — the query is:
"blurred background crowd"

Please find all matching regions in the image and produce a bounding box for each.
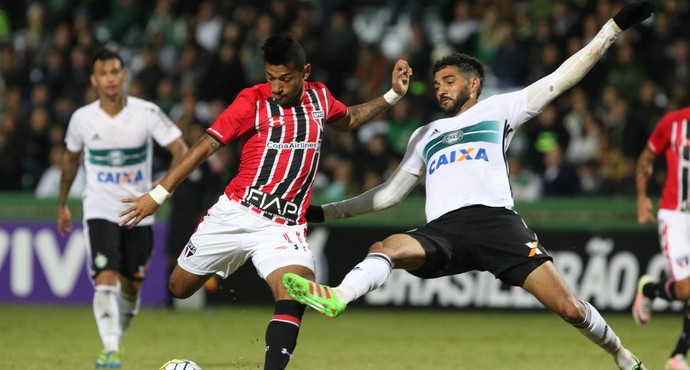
[0,0,689,204]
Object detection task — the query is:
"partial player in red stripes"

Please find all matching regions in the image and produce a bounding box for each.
[635,105,690,370]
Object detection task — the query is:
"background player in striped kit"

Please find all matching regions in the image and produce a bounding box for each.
[635,105,690,370]
[57,48,189,368]
[119,34,412,369]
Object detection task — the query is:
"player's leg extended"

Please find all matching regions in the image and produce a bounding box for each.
[283,234,424,318]
[522,261,645,370]
[168,264,214,298]
[264,265,312,370]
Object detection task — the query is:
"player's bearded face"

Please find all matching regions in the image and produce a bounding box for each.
[91,59,126,100]
[265,64,308,106]
[434,66,472,117]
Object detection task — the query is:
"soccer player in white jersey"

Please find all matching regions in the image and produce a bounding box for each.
[634,105,690,370]
[118,34,412,369]
[56,48,188,368]
[282,2,655,369]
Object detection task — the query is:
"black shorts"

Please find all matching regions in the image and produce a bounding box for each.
[407,205,552,286]
[85,219,153,280]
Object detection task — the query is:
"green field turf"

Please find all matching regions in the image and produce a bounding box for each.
[0,304,680,369]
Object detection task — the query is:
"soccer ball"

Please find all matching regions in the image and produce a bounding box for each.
[159,359,202,370]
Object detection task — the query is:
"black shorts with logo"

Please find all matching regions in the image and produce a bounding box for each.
[407,205,552,286]
[85,219,153,280]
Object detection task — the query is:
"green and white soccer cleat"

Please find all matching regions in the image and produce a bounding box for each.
[616,348,646,370]
[282,273,346,319]
[632,275,654,325]
[95,349,121,368]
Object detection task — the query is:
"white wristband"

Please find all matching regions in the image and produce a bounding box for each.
[383,88,402,105]
[149,184,169,205]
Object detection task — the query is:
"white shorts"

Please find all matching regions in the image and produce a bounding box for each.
[177,194,314,280]
[658,209,690,280]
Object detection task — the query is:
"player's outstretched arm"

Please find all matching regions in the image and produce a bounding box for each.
[330,59,413,131]
[308,167,421,223]
[524,0,654,114]
[119,133,220,228]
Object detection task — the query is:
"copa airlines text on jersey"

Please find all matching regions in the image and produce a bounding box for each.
[96,169,144,184]
[265,141,319,150]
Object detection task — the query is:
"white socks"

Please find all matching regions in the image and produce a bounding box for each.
[574,300,621,354]
[334,253,393,303]
[117,290,140,332]
[94,284,140,351]
[93,285,121,351]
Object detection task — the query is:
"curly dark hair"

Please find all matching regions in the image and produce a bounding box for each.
[432,53,485,97]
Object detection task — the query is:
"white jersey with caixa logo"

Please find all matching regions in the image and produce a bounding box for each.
[400,90,537,223]
[65,96,182,225]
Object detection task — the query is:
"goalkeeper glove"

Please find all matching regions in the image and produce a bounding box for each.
[612,0,655,31]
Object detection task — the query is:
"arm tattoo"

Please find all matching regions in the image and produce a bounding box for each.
[203,133,222,151]
[347,97,390,128]
[636,152,653,180]
[57,153,80,207]
[636,162,650,179]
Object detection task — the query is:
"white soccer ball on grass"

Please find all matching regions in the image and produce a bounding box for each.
[159,359,202,370]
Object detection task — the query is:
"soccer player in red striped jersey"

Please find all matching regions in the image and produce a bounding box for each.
[635,105,690,370]
[119,34,412,369]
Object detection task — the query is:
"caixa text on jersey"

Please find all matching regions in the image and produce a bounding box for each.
[96,169,144,184]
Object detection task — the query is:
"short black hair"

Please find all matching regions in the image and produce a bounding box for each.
[433,53,485,97]
[91,47,124,72]
[261,34,306,71]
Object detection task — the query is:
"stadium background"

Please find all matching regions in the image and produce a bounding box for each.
[0,0,689,313]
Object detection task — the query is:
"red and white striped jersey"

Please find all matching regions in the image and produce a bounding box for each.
[648,106,690,211]
[206,81,347,225]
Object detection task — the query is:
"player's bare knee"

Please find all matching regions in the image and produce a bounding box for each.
[369,241,387,253]
[94,269,118,285]
[369,241,397,259]
[558,300,586,324]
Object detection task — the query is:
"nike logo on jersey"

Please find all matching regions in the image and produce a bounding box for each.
[428,147,489,175]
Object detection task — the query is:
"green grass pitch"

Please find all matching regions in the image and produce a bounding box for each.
[0,304,680,369]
